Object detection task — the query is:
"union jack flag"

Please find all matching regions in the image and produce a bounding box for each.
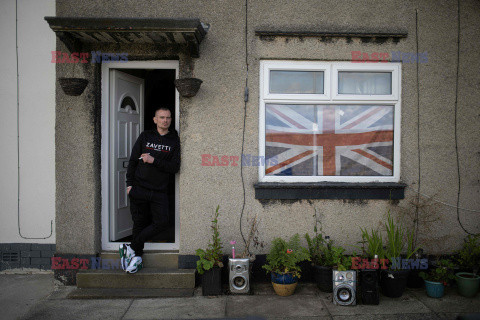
[265,104,394,176]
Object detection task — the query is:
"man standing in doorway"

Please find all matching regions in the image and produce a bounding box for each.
[120,107,180,273]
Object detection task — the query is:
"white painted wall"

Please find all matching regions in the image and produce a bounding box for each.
[0,0,56,243]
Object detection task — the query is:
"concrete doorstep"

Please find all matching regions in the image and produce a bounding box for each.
[4,275,479,320]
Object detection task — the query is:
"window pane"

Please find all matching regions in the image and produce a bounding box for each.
[270,71,324,94]
[338,72,392,95]
[265,104,394,176]
[265,104,316,176]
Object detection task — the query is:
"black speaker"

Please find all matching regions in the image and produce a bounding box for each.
[360,270,379,305]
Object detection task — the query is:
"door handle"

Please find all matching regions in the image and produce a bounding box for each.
[123,161,129,168]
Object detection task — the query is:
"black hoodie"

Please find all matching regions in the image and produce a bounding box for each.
[126,129,180,192]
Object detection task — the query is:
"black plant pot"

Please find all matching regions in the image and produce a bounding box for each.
[380,269,409,298]
[407,269,424,288]
[202,267,222,296]
[313,265,333,292]
[58,78,88,96]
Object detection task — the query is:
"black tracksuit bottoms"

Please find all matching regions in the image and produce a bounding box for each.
[128,185,169,256]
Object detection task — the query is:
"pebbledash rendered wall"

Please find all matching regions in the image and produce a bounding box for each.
[54,0,480,263]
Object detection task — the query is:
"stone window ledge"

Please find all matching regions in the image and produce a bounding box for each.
[254,182,406,200]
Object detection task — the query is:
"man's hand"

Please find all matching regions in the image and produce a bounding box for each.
[140,153,154,164]
[127,186,132,195]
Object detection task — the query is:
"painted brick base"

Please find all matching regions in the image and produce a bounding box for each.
[0,243,55,271]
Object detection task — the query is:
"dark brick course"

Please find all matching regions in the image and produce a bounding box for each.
[21,258,31,267]
[10,243,31,251]
[41,251,55,258]
[0,261,20,271]
[31,244,51,251]
[1,243,55,270]
[31,257,52,265]
[21,251,41,258]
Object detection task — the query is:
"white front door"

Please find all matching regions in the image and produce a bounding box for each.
[109,70,144,241]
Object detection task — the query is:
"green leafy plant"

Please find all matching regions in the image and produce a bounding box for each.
[196,205,224,275]
[384,211,419,270]
[456,234,480,272]
[359,227,384,259]
[406,227,418,260]
[419,259,455,285]
[326,243,352,271]
[304,209,350,269]
[305,209,326,265]
[305,232,324,265]
[262,234,310,278]
[305,232,351,270]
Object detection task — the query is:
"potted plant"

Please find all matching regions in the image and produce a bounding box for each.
[305,232,352,292]
[381,212,419,298]
[419,259,455,298]
[305,231,328,292]
[407,249,426,288]
[196,205,224,296]
[263,234,310,296]
[455,234,480,297]
[305,210,331,292]
[305,209,353,292]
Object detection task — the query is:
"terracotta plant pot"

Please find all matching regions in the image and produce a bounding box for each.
[58,78,88,96]
[272,282,298,296]
[174,78,203,97]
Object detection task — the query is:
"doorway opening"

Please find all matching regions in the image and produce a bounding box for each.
[101,61,179,251]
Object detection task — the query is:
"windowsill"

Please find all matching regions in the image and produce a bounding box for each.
[254,182,406,200]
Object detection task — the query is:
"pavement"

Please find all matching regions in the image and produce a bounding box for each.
[1,271,480,320]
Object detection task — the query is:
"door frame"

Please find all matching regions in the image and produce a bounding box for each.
[101,60,180,251]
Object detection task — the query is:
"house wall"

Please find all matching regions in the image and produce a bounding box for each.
[0,0,56,244]
[54,0,480,257]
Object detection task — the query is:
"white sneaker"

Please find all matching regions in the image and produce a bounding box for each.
[126,256,143,274]
[119,244,135,271]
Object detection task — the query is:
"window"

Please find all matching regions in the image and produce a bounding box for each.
[259,61,401,183]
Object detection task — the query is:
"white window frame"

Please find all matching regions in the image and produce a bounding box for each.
[262,60,331,101]
[332,62,400,101]
[259,60,401,183]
